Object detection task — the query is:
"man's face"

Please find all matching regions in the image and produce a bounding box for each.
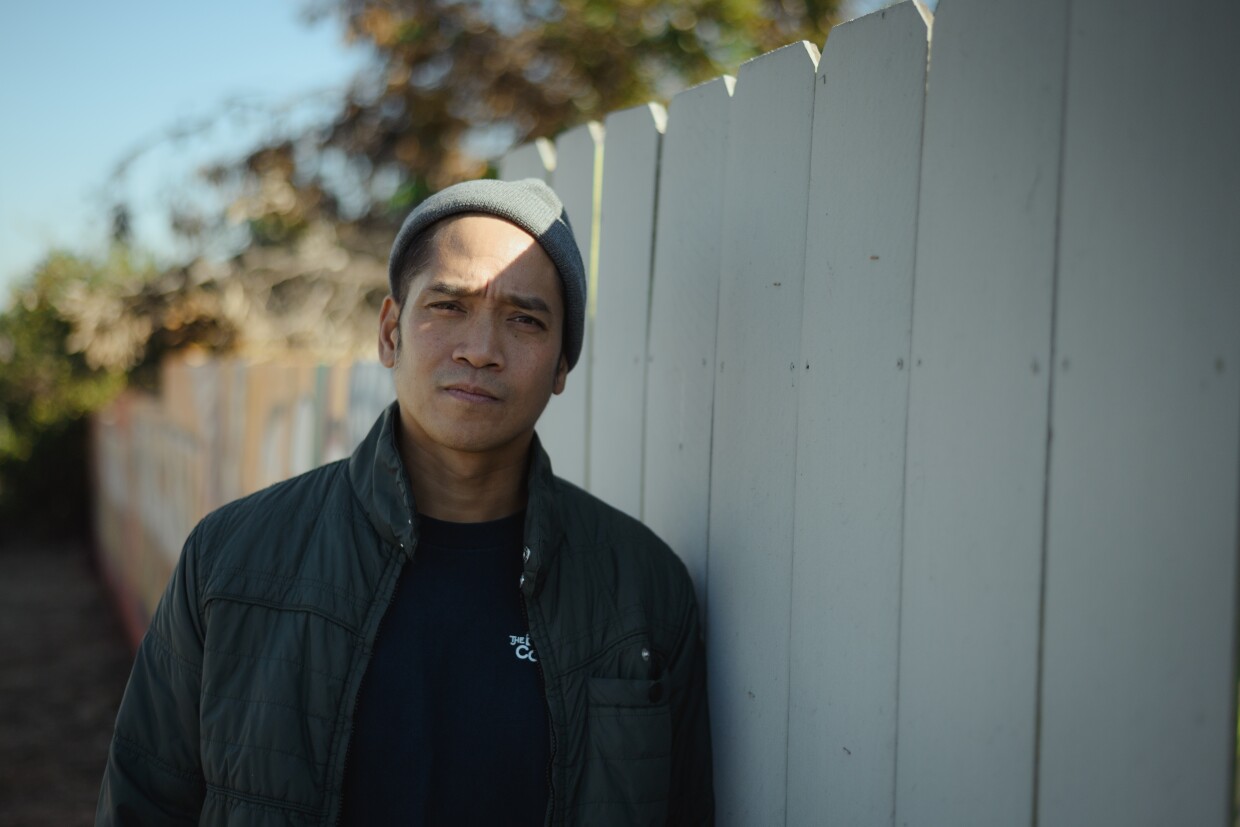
[377,214,568,461]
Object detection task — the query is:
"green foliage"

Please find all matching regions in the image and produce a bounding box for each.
[248,213,310,247]
[0,252,135,538]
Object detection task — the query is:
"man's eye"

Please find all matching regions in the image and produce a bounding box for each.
[513,314,546,329]
[429,301,463,313]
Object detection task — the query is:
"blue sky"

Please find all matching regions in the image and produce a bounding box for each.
[0,0,367,296]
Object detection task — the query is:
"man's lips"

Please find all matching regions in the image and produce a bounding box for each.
[443,383,500,403]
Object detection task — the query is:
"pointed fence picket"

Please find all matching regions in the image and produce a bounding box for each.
[641,75,734,617]
[532,122,603,487]
[788,5,928,823]
[587,103,666,517]
[497,137,555,184]
[894,0,1069,822]
[706,40,821,825]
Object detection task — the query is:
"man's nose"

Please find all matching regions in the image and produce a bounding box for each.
[453,315,503,369]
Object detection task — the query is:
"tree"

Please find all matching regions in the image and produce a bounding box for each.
[204,0,840,246]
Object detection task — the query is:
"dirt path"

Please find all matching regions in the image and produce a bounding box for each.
[0,543,132,827]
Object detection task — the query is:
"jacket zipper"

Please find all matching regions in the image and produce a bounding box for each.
[332,540,408,826]
[520,592,558,826]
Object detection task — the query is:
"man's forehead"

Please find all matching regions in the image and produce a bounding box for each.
[411,215,561,300]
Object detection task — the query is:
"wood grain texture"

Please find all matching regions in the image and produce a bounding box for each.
[588,103,665,517]
[787,5,928,824]
[894,0,1068,822]
[705,41,820,826]
[1036,2,1240,824]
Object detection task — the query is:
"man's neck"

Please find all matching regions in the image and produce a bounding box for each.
[398,429,530,523]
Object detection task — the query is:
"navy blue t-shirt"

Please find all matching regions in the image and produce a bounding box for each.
[340,511,550,825]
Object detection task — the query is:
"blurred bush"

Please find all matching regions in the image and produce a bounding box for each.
[0,253,130,539]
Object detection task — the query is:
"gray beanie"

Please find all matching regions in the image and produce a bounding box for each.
[387,178,587,371]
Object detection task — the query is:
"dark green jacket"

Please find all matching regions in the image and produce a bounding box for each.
[97,405,714,825]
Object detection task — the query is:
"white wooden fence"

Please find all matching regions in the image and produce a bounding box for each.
[499,0,1240,823]
[90,0,1237,822]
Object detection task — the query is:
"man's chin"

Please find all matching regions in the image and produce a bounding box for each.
[421,424,532,457]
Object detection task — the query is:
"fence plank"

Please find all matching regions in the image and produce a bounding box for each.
[787,5,928,825]
[498,138,555,183]
[345,361,393,452]
[587,103,665,516]
[642,76,733,612]
[1037,2,1240,824]
[539,123,603,487]
[894,0,1068,822]
[706,41,820,826]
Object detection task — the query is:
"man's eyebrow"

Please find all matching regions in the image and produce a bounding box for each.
[508,294,551,314]
[424,281,477,299]
[424,281,552,314]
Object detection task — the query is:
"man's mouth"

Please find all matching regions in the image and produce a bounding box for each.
[443,383,500,404]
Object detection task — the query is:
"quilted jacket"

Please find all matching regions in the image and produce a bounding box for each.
[97,403,713,825]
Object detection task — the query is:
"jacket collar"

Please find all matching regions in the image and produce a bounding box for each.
[522,427,566,594]
[348,402,417,553]
[348,402,565,578]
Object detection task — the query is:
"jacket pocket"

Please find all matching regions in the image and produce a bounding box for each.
[579,677,671,824]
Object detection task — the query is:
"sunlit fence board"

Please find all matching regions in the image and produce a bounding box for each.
[895,0,1068,822]
[706,42,820,826]
[642,76,733,612]
[540,122,603,487]
[498,137,555,183]
[788,6,928,824]
[1036,2,1240,824]
[588,103,665,517]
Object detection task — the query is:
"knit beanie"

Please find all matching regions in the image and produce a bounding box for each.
[387,178,587,371]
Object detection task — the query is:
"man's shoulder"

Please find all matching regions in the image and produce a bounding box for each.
[548,476,693,589]
[191,459,356,564]
[551,477,668,551]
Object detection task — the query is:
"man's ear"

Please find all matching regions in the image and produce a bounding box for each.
[378,296,401,368]
[552,353,568,395]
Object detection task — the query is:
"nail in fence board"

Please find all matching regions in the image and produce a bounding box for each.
[788,5,928,824]
[706,41,820,826]
[498,138,555,184]
[895,0,1068,822]
[642,76,734,613]
[1037,2,1240,823]
[540,123,603,488]
[588,103,666,517]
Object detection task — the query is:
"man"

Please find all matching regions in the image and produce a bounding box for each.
[97,178,714,825]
